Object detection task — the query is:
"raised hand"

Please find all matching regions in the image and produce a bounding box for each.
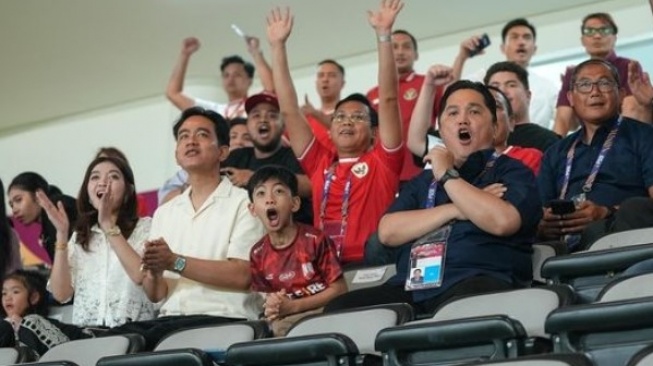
[459,35,485,58]
[367,0,404,34]
[246,36,261,54]
[97,180,116,232]
[628,60,653,106]
[266,7,293,45]
[35,190,70,240]
[300,94,319,116]
[181,37,200,56]
[426,65,455,87]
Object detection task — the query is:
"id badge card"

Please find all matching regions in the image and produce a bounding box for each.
[405,225,451,291]
[323,221,344,258]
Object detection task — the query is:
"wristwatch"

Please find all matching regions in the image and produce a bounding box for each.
[172,255,187,274]
[439,169,460,186]
[104,226,121,237]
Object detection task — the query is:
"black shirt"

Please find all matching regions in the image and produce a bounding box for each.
[508,123,560,153]
[224,147,314,225]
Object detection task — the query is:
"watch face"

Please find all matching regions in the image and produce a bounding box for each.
[174,257,186,272]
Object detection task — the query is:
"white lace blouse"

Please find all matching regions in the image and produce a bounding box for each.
[62,217,156,327]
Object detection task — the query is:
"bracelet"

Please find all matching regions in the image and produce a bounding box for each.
[378,34,391,43]
[55,242,68,251]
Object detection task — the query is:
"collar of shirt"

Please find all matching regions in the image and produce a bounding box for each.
[577,114,620,146]
[176,177,236,215]
[604,51,619,64]
[399,71,417,83]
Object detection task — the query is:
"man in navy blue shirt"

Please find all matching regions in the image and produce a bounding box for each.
[325,81,541,316]
[538,59,653,251]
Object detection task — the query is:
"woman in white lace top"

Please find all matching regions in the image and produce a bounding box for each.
[37,156,156,327]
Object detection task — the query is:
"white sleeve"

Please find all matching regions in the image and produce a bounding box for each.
[193,97,226,114]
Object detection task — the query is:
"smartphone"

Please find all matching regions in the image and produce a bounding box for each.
[549,199,576,215]
[469,34,491,57]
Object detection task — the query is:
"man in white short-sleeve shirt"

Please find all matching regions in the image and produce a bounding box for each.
[104,107,265,350]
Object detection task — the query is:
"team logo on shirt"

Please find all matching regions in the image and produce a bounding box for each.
[404,88,418,101]
[278,271,296,282]
[351,162,369,178]
[302,262,315,279]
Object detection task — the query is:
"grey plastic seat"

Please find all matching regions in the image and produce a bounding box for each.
[464,353,594,366]
[38,334,144,366]
[541,242,653,303]
[375,286,574,366]
[597,272,653,302]
[342,264,396,291]
[628,344,653,366]
[0,346,38,365]
[588,227,653,252]
[546,296,653,366]
[532,241,567,283]
[226,303,413,366]
[154,320,268,351]
[98,348,214,366]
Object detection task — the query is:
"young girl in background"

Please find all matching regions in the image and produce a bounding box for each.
[0,270,94,356]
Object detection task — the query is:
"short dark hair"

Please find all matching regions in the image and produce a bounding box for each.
[501,18,536,42]
[172,107,230,147]
[484,61,530,91]
[392,29,418,52]
[582,13,618,35]
[220,55,255,79]
[334,93,378,127]
[228,117,247,129]
[569,59,620,91]
[9,172,49,195]
[485,85,513,118]
[318,59,345,78]
[438,80,497,124]
[247,165,298,202]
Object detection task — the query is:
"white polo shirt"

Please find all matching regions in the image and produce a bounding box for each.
[151,178,266,320]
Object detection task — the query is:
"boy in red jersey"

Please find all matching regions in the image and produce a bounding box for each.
[247,165,347,336]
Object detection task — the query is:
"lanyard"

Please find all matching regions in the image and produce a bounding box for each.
[425,152,500,209]
[559,117,622,199]
[224,99,245,120]
[319,162,354,237]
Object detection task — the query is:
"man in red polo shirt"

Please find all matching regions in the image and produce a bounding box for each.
[267,2,405,264]
[367,29,443,182]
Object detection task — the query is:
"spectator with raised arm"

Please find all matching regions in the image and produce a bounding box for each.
[327,81,541,316]
[553,13,651,136]
[266,0,404,264]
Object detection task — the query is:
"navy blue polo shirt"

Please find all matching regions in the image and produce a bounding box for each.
[538,116,653,206]
[386,149,542,303]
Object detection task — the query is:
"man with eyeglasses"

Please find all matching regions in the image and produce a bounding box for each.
[538,59,653,252]
[267,2,405,264]
[219,92,313,225]
[553,12,652,137]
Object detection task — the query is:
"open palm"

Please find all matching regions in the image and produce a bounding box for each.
[266,7,293,44]
[367,0,404,31]
[35,190,70,237]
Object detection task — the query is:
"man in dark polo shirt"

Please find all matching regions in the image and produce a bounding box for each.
[325,81,541,316]
[538,59,653,251]
[221,92,313,225]
[553,12,651,136]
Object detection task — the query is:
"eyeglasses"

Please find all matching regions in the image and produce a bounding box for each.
[331,112,370,124]
[573,79,617,94]
[582,27,615,36]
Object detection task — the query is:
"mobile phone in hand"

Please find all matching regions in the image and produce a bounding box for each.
[549,199,576,215]
[469,34,491,57]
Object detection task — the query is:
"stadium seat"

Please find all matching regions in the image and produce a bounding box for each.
[0,346,38,364]
[546,296,653,366]
[375,286,574,365]
[154,320,269,351]
[37,334,144,366]
[628,344,653,366]
[463,353,594,366]
[97,348,214,366]
[597,272,653,303]
[226,303,413,366]
[342,264,396,291]
[588,227,653,252]
[532,241,567,284]
[541,243,653,303]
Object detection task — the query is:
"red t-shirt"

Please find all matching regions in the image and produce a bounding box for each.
[367,72,444,182]
[299,138,404,263]
[504,145,543,175]
[249,224,343,299]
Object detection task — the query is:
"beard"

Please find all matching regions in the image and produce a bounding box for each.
[253,133,282,153]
